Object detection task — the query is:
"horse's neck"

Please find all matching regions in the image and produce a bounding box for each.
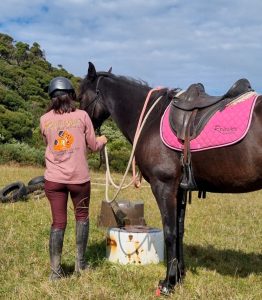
[108,84,151,143]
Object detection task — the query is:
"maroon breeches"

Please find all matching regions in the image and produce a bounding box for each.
[45,180,91,229]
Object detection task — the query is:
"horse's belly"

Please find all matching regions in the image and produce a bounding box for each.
[196,179,262,193]
[192,149,262,193]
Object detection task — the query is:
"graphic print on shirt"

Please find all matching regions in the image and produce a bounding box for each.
[53,130,74,151]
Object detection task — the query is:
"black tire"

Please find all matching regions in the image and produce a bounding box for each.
[28,176,45,186]
[0,182,27,203]
[27,176,45,194]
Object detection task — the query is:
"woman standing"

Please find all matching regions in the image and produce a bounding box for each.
[40,76,107,280]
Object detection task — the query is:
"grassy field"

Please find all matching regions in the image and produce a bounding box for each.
[0,164,261,300]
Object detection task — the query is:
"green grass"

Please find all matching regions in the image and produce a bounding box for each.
[0,165,261,299]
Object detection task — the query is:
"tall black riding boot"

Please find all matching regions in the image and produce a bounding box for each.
[49,228,65,280]
[75,220,89,273]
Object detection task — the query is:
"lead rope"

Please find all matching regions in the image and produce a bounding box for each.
[104,91,164,203]
[131,87,164,187]
[104,146,137,190]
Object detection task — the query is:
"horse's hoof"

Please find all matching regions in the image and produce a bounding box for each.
[156,280,174,296]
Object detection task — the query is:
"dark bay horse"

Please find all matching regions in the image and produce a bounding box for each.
[79,62,262,295]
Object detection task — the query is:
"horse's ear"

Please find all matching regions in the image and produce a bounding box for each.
[87,62,97,81]
[108,67,112,73]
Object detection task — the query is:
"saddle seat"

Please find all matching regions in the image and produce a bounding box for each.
[169,78,253,141]
[173,78,252,110]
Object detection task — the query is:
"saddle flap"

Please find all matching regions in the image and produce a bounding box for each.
[169,100,225,140]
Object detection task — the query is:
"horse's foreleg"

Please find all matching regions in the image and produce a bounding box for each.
[176,188,187,278]
[151,179,181,294]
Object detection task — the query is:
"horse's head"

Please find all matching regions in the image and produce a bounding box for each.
[79,62,111,129]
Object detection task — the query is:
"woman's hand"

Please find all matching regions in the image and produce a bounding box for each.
[96,135,107,145]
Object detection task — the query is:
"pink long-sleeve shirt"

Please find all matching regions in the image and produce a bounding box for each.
[40,109,104,184]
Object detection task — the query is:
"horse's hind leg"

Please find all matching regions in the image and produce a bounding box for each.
[150,178,181,294]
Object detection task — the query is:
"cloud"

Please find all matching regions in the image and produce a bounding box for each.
[0,0,262,93]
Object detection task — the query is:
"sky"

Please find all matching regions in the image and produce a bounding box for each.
[0,0,262,94]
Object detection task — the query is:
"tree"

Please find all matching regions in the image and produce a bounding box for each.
[30,42,44,59]
[0,33,13,47]
[15,42,29,64]
[0,44,11,60]
[0,33,14,61]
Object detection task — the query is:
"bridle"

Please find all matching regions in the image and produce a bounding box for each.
[84,75,105,121]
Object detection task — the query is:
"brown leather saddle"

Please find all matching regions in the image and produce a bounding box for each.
[168,78,253,193]
[169,78,253,141]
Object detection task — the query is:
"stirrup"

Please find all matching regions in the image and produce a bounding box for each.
[180,162,197,190]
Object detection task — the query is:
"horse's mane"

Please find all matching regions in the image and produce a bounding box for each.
[95,72,182,98]
[97,71,150,89]
[80,71,181,117]
[79,71,149,97]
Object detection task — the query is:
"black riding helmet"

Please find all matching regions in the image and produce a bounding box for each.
[48,77,75,98]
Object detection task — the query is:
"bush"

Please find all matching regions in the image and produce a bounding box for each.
[0,142,45,166]
[0,107,33,142]
[88,152,104,170]
[0,89,26,111]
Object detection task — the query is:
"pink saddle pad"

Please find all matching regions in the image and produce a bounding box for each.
[160,93,258,152]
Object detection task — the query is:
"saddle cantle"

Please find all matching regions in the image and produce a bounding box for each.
[169,78,253,141]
